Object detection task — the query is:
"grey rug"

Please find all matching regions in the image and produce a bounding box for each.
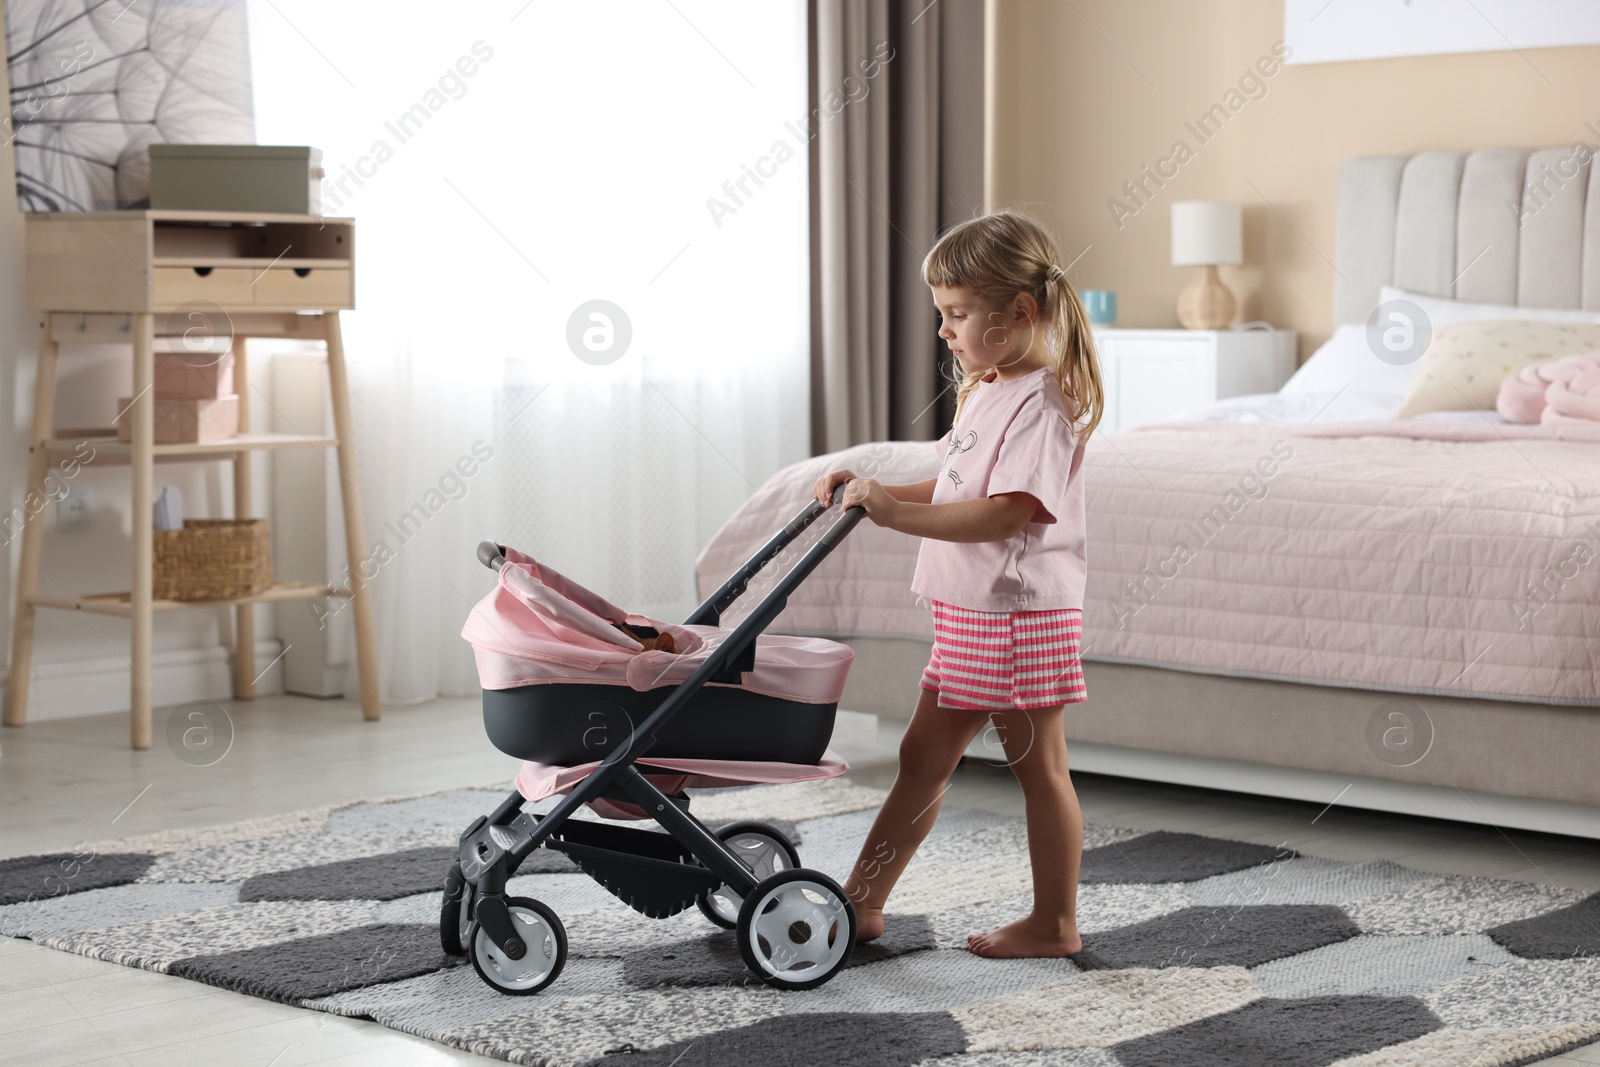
[2,779,1598,1066]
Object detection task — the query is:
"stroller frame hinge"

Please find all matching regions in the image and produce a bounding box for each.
[612,765,759,896]
[709,636,758,684]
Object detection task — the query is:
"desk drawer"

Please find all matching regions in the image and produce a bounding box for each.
[153,267,255,308]
[253,267,353,309]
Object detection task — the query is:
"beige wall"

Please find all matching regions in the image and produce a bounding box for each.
[988,0,1600,358]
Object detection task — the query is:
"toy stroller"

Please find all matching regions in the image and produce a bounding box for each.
[443,488,866,994]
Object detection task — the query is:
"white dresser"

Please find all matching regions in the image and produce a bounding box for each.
[1093,328,1298,431]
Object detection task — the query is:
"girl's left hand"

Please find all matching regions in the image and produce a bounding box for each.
[841,478,898,527]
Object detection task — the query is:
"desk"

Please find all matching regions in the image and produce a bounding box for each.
[7,210,380,748]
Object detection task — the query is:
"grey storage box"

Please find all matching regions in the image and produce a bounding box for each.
[148,145,325,215]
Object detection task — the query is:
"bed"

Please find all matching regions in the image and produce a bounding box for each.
[696,147,1600,838]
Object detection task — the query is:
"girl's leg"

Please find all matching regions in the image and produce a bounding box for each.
[967,702,1083,957]
[843,686,991,940]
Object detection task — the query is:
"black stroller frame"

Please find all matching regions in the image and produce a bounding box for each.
[444,487,865,994]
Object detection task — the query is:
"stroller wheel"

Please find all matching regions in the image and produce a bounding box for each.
[440,862,473,957]
[470,896,567,995]
[736,868,855,990]
[697,821,802,929]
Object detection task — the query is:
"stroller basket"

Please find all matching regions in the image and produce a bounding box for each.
[482,682,837,765]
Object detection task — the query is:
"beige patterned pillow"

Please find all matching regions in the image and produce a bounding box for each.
[1396,320,1600,417]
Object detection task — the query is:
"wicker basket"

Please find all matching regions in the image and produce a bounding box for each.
[153,519,273,601]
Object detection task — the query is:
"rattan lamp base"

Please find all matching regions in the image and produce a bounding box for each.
[1177,265,1237,329]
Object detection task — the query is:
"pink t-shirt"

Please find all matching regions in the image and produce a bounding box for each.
[909,366,1088,613]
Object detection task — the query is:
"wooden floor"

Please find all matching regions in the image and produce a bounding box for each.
[2,694,1598,1066]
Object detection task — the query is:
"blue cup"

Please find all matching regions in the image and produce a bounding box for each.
[1082,290,1117,326]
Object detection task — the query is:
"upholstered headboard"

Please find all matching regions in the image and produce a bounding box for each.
[1334,147,1600,325]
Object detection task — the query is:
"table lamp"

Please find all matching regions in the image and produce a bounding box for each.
[1171,201,1242,330]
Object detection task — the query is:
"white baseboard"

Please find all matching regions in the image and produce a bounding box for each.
[3,641,286,723]
[962,736,1600,841]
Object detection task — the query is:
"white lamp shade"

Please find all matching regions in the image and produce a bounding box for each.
[1171,201,1242,266]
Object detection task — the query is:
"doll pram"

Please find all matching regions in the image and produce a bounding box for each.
[445,488,866,995]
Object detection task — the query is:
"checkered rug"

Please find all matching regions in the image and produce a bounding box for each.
[2,779,1598,1066]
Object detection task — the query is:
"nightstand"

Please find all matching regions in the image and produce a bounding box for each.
[1092,328,1298,431]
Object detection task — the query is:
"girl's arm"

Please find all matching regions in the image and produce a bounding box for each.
[813,471,936,507]
[884,478,936,505]
[841,479,1038,543]
[878,494,1038,543]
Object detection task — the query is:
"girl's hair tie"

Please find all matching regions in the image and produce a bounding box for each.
[1046,264,1064,282]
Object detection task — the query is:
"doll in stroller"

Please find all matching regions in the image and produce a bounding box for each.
[445,488,865,994]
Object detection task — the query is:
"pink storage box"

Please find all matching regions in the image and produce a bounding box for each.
[155,350,235,399]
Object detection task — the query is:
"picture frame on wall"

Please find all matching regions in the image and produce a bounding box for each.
[4,0,256,211]
[1284,0,1600,66]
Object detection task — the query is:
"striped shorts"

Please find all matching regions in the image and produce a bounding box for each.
[919,600,1087,711]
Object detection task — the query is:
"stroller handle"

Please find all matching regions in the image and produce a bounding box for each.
[683,481,861,627]
[474,484,866,613]
[478,540,507,572]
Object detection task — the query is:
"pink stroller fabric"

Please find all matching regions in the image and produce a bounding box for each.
[461,547,854,703]
[1496,352,1600,425]
[516,750,850,820]
[463,547,856,820]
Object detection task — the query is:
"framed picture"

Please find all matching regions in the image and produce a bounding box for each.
[4,0,255,211]
[1285,0,1600,66]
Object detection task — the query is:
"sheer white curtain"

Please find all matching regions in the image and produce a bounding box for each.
[248,2,810,702]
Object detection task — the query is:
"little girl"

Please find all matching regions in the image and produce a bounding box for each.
[812,210,1103,958]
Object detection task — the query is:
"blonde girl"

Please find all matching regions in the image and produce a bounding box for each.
[812,210,1103,957]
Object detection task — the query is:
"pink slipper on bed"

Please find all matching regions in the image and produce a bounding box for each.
[1495,365,1549,423]
[1496,352,1600,423]
[1542,361,1600,426]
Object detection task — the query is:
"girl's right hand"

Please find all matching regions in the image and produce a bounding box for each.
[813,469,857,506]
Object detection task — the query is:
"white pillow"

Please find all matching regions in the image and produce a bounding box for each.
[1282,290,1600,401]
[1280,324,1415,397]
[1378,286,1600,327]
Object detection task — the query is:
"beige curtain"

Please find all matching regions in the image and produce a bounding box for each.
[809,0,986,454]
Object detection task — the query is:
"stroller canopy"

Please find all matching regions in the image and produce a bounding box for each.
[462,548,854,704]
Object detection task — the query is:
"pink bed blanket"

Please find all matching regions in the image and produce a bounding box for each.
[695,422,1600,704]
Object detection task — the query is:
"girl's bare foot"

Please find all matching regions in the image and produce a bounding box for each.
[855,906,886,942]
[966,916,1081,958]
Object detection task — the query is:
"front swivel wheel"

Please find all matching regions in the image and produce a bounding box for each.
[469,896,567,995]
[440,862,474,957]
[736,868,855,990]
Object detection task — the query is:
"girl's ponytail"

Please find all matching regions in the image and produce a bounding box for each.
[1048,269,1105,440]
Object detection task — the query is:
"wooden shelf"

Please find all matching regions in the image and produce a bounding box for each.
[25,211,356,314]
[26,209,353,225]
[12,210,380,746]
[44,432,339,464]
[152,257,352,269]
[29,580,352,618]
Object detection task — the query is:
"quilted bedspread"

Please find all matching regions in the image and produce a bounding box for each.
[694,422,1600,705]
